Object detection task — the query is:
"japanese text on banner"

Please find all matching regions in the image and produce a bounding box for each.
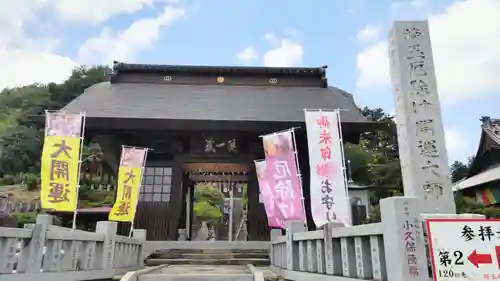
[304,110,350,227]
[262,131,305,221]
[109,147,147,222]
[255,160,285,228]
[40,136,81,211]
[40,112,83,212]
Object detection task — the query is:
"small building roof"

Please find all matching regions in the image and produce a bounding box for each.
[453,117,500,192]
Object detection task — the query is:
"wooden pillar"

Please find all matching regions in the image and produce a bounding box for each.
[166,154,185,240]
[247,159,259,240]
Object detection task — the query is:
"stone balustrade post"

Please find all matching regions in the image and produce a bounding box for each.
[96,221,117,270]
[270,228,282,266]
[285,220,306,271]
[380,197,428,281]
[20,214,52,273]
[132,229,147,266]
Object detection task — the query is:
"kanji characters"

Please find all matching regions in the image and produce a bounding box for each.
[50,139,73,158]
[114,201,131,216]
[50,159,69,181]
[48,182,70,203]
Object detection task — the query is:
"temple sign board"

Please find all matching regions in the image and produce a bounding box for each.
[388,21,456,214]
[427,219,500,281]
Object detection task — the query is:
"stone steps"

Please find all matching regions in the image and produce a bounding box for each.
[145,258,270,266]
[150,249,268,255]
[138,265,254,281]
[150,252,268,259]
[140,273,253,281]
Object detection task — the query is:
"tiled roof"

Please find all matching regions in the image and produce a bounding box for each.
[61,82,368,123]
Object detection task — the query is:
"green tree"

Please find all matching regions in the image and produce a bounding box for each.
[450,156,475,183]
[193,183,224,225]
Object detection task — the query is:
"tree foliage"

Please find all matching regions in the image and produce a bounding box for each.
[0,66,110,177]
[193,183,224,224]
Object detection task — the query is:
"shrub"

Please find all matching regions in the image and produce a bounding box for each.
[193,183,224,225]
[22,173,40,191]
[11,212,37,228]
[0,174,15,185]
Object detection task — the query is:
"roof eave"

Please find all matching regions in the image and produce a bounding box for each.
[112,61,327,78]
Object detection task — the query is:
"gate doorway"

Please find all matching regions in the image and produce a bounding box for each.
[183,163,249,241]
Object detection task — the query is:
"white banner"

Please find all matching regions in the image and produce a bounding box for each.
[305,110,351,227]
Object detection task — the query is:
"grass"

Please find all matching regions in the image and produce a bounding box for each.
[0,184,39,202]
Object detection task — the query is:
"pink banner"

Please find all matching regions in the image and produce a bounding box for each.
[255,160,285,228]
[262,131,305,221]
[45,112,83,137]
[120,147,147,168]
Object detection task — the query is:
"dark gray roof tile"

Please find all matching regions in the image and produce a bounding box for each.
[62,82,368,123]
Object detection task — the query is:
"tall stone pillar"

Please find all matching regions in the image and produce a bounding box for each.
[388,21,456,214]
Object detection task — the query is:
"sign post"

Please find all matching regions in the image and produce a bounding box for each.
[427,219,500,280]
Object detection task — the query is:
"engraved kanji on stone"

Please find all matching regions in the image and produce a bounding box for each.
[410,79,429,96]
[50,159,69,180]
[409,61,428,77]
[421,159,440,177]
[114,201,131,216]
[412,99,432,113]
[406,44,426,63]
[50,139,72,158]
[422,181,444,199]
[404,27,422,40]
[48,182,70,203]
[415,119,434,137]
[417,140,439,157]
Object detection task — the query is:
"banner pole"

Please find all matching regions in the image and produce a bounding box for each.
[291,128,307,222]
[129,148,149,238]
[72,112,87,231]
[335,109,352,225]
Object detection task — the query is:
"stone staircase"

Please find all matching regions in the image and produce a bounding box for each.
[145,248,270,266]
[137,248,270,281]
[137,265,255,281]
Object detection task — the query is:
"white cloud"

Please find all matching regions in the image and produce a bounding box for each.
[78,5,185,65]
[263,33,303,67]
[0,0,77,90]
[356,41,389,89]
[390,0,427,10]
[51,0,180,24]
[357,0,500,105]
[356,24,381,43]
[445,128,468,160]
[236,47,258,64]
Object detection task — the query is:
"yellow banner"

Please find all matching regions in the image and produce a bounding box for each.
[40,136,81,211]
[109,167,142,222]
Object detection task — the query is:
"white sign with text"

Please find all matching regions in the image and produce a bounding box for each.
[427,219,500,281]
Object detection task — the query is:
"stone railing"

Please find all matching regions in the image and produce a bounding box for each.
[0,214,146,281]
[270,197,431,281]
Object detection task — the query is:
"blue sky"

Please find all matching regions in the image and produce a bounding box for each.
[1,0,499,164]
